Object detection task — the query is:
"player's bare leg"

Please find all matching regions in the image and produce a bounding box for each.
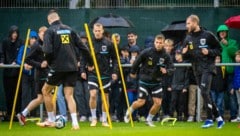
[101,93,110,127]
[89,89,98,126]
[124,99,146,123]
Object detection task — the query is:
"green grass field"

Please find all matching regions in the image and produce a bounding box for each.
[0,121,239,136]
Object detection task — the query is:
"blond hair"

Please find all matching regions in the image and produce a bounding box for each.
[155,34,165,41]
[187,14,200,25]
[38,26,47,33]
[165,38,174,46]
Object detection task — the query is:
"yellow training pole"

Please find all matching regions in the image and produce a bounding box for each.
[9,28,31,130]
[112,37,134,127]
[84,23,112,129]
[52,86,58,103]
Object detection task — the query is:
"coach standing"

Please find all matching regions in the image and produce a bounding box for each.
[36,10,93,130]
[182,14,224,129]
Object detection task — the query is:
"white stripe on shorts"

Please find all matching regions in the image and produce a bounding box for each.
[139,87,148,96]
[103,82,111,89]
[88,81,98,88]
[152,88,163,94]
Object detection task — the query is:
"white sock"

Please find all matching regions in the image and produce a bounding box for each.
[91,109,97,119]
[47,112,55,122]
[71,113,79,126]
[102,112,107,122]
[216,116,223,122]
[22,108,29,117]
[126,106,134,116]
[146,114,154,122]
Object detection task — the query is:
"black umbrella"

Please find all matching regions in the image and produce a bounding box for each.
[89,13,134,28]
[161,21,187,42]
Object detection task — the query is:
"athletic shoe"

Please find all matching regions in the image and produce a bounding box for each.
[102,122,110,127]
[124,115,130,123]
[230,117,240,122]
[217,120,225,129]
[90,119,97,127]
[145,121,156,127]
[16,113,26,126]
[36,120,55,127]
[71,125,80,130]
[79,116,87,122]
[187,116,194,122]
[202,119,214,128]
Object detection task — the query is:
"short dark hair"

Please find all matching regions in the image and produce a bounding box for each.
[48,9,58,16]
[127,31,137,35]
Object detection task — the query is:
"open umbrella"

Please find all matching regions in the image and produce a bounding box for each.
[225,15,240,29]
[89,13,134,28]
[161,21,187,43]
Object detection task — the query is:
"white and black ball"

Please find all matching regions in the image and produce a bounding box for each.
[55,115,66,129]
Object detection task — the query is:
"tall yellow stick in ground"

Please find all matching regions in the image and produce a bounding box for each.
[84,23,112,129]
[112,37,134,127]
[9,29,31,130]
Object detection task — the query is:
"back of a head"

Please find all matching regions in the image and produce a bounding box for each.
[47,10,60,24]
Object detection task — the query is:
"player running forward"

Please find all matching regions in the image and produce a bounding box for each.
[124,34,174,127]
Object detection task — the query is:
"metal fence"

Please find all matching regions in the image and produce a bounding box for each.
[0,0,240,8]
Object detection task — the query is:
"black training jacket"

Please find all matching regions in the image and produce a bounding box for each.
[43,20,93,72]
[183,29,222,74]
[88,37,118,78]
[131,47,174,83]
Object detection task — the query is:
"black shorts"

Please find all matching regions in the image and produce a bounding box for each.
[46,70,78,87]
[35,79,45,94]
[138,81,163,99]
[88,76,111,93]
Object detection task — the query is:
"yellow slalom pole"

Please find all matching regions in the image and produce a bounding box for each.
[9,28,31,130]
[52,86,58,103]
[84,23,112,129]
[112,37,134,127]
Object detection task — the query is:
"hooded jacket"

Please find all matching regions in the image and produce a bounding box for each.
[0,25,23,77]
[217,25,239,74]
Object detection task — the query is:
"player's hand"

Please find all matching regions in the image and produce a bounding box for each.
[88,66,94,71]
[81,72,87,80]
[130,73,137,79]
[182,45,188,54]
[112,73,118,81]
[41,60,48,68]
[182,89,187,93]
[77,61,80,67]
[24,63,32,70]
[167,87,172,92]
[230,89,234,95]
[201,48,209,55]
[160,67,167,74]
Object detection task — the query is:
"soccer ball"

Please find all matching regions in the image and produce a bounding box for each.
[55,115,66,129]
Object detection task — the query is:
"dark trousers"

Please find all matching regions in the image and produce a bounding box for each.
[74,80,90,117]
[170,90,187,117]
[162,86,172,116]
[196,72,220,119]
[21,74,35,111]
[3,76,22,117]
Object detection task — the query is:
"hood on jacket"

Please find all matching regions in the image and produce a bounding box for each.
[217,25,229,39]
[8,25,20,40]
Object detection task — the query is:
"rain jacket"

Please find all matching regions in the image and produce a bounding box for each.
[43,20,93,72]
[16,45,33,76]
[217,25,239,74]
[233,66,240,90]
[131,47,174,83]
[0,25,23,77]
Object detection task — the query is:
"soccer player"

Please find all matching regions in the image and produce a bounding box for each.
[124,34,174,127]
[182,14,224,128]
[36,10,93,130]
[88,23,118,127]
[16,26,48,126]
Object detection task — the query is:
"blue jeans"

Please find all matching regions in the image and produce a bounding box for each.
[57,84,67,116]
[210,90,224,117]
[226,74,238,119]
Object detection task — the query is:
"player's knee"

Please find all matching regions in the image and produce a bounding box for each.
[137,99,146,106]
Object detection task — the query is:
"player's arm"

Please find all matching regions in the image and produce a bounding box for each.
[42,29,54,64]
[207,32,222,57]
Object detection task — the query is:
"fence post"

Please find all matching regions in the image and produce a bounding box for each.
[196,86,201,122]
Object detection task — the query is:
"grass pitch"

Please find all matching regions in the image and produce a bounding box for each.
[0,121,239,136]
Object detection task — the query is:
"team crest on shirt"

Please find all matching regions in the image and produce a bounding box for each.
[199,38,208,48]
[100,45,109,54]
